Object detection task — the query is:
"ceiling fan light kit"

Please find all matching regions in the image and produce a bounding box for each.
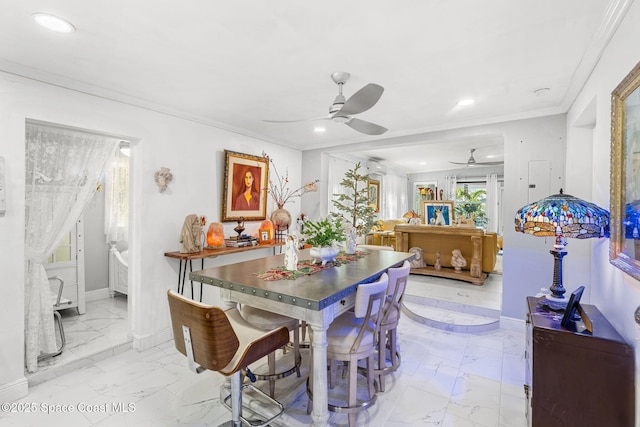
[264,72,388,135]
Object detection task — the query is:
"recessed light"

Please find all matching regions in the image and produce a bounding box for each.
[313,127,326,133]
[457,98,475,107]
[32,13,75,33]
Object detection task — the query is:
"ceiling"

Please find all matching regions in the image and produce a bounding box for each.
[0,1,626,172]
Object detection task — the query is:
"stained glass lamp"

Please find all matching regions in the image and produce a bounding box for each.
[515,189,610,309]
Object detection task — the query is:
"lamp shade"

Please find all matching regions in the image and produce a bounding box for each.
[515,190,610,241]
[514,189,610,307]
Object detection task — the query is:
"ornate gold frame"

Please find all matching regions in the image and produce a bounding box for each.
[610,61,640,280]
[221,150,268,222]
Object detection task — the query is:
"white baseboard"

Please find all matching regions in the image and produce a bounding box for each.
[133,328,172,352]
[0,377,28,402]
[85,288,111,302]
[500,316,526,332]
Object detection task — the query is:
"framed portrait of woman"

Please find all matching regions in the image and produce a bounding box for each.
[222,150,268,222]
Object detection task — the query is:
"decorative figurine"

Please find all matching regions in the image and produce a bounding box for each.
[234,217,245,237]
[345,225,357,254]
[154,167,173,193]
[434,251,441,270]
[284,235,299,271]
[434,208,446,226]
[179,214,203,253]
[451,249,467,272]
[409,247,426,268]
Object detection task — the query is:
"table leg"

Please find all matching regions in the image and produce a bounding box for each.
[189,260,194,299]
[310,323,330,427]
[178,260,186,294]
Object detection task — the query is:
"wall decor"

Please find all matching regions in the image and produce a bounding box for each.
[414,181,437,216]
[610,60,640,280]
[422,200,455,226]
[222,150,268,222]
[0,156,5,215]
[154,166,173,193]
[368,179,380,212]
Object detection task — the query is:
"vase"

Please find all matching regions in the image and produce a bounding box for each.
[310,246,340,266]
[270,205,292,232]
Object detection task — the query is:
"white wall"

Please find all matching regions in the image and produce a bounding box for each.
[0,72,302,401]
[566,1,640,416]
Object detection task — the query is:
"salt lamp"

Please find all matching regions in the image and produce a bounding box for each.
[206,222,225,248]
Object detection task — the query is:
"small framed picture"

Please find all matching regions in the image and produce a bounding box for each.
[259,227,273,244]
[423,201,455,226]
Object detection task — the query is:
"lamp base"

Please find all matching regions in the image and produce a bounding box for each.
[538,295,568,312]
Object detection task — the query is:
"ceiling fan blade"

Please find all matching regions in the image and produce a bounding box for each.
[476,161,504,166]
[345,117,387,135]
[337,83,384,116]
[263,115,331,123]
[448,161,470,165]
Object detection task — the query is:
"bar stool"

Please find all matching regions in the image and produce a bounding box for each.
[238,305,302,398]
[375,260,410,392]
[307,273,388,427]
[167,290,290,427]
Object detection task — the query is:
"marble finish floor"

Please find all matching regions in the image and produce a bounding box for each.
[9,269,527,426]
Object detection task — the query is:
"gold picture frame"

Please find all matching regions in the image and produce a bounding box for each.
[423,200,455,226]
[221,150,268,222]
[610,61,640,280]
[368,179,380,213]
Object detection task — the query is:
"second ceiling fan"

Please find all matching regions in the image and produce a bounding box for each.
[264,72,387,135]
[449,148,504,167]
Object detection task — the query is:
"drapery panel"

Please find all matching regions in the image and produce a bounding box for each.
[24,121,119,372]
[443,175,457,201]
[380,172,408,219]
[104,147,129,244]
[486,173,499,233]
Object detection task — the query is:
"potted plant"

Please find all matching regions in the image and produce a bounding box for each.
[303,217,346,265]
[454,188,488,228]
[330,162,377,247]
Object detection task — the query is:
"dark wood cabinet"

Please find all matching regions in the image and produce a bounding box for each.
[525,296,634,427]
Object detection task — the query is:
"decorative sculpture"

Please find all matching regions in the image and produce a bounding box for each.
[451,249,467,272]
[409,247,426,268]
[434,208,446,226]
[154,167,173,193]
[284,235,299,271]
[345,224,357,254]
[180,214,203,253]
[434,251,442,270]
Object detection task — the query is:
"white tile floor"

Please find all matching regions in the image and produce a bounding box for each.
[7,267,527,426]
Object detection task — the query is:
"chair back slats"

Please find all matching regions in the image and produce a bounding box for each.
[381,261,410,325]
[350,273,388,354]
[167,290,239,372]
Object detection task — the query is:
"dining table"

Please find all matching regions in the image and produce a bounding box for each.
[189,247,413,427]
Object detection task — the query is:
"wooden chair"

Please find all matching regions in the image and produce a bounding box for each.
[374,260,410,391]
[307,273,389,427]
[167,290,290,427]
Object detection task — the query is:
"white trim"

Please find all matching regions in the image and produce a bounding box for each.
[499,316,526,333]
[0,377,28,402]
[85,288,111,302]
[132,329,172,352]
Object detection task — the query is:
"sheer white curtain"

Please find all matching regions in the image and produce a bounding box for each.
[104,147,129,244]
[380,172,408,219]
[486,173,499,233]
[443,175,457,200]
[24,122,119,372]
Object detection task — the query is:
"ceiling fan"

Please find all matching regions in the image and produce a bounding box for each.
[264,72,388,135]
[449,148,504,167]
